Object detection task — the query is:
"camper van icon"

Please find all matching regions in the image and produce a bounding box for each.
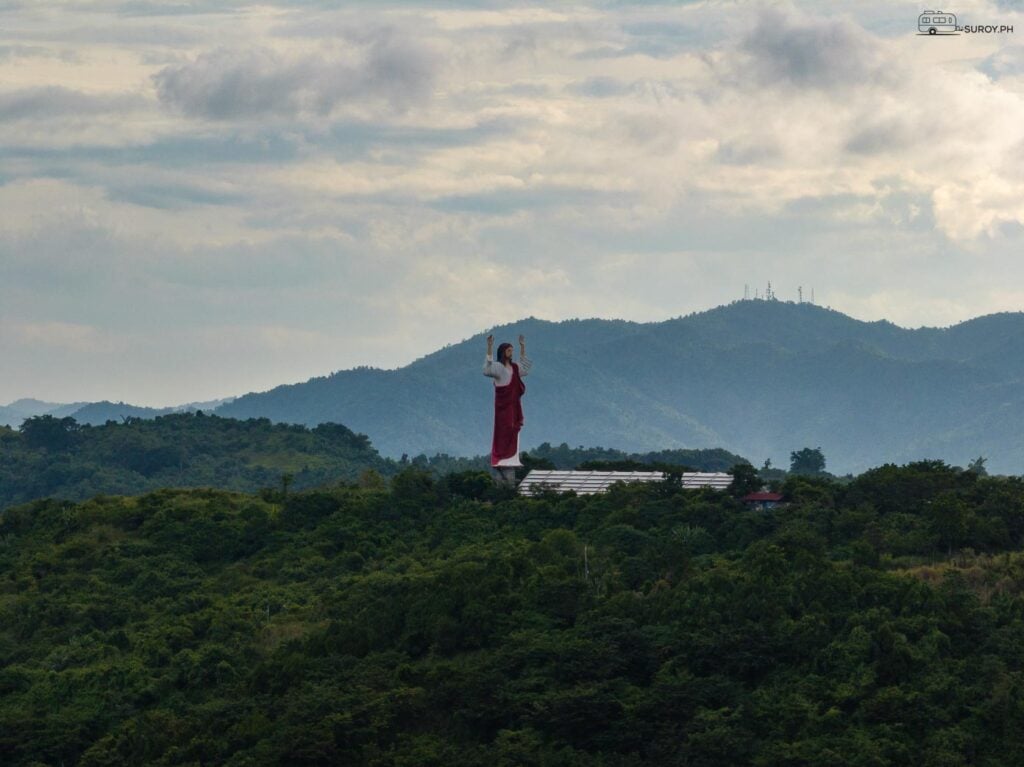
[918,10,958,34]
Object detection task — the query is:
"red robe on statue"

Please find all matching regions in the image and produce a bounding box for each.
[491,362,526,466]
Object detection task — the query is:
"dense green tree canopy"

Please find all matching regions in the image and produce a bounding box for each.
[0,413,393,511]
[19,414,80,451]
[3,461,1024,764]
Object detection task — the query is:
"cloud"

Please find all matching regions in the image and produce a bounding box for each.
[191,323,337,356]
[0,132,300,167]
[154,48,318,119]
[715,138,781,166]
[105,181,244,209]
[430,186,619,214]
[153,34,438,119]
[844,115,918,155]
[978,44,1024,79]
[113,1,248,17]
[0,86,145,122]
[148,235,370,291]
[9,0,1024,408]
[568,76,639,98]
[2,45,81,63]
[932,177,1024,239]
[0,44,51,60]
[739,7,891,89]
[0,321,126,354]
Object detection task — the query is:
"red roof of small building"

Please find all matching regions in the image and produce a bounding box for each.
[741,492,784,502]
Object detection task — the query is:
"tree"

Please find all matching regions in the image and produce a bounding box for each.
[517,451,556,480]
[280,473,294,498]
[789,447,826,476]
[20,415,80,451]
[358,469,387,489]
[728,463,762,497]
[966,456,988,477]
[930,492,972,557]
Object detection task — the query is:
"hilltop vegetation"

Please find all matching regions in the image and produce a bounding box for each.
[0,413,750,511]
[526,443,743,473]
[0,413,391,510]
[3,461,1024,764]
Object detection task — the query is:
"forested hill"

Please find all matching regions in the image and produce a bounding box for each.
[0,413,749,511]
[214,300,1024,474]
[0,413,392,510]
[4,462,1024,764]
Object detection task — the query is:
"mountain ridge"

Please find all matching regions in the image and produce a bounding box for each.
[11,300,1024,473]
[214,300,1024,473]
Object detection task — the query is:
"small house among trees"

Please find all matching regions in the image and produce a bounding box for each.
[741,491,785,510]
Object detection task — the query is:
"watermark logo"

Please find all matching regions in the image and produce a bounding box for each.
[918,10,958,35]
[918,10,1015,35]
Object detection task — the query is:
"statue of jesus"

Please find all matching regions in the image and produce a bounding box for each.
[483,333,531,486]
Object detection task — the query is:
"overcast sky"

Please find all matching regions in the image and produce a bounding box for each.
[3,0,1024,406]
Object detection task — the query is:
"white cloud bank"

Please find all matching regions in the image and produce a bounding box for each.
[2,0,1024,404]
[153,34,438,119]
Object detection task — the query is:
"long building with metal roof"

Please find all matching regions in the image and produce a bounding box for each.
[518,470,732,496]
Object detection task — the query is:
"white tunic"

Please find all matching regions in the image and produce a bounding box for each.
[483,354,532,467]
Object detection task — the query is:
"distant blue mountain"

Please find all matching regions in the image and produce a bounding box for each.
[213,300,1024,474]
[68,398,234,426]
[0,398,88,428]
[2,398,234,428]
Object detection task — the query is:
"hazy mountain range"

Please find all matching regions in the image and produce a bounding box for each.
[12,299,1024,474]
[0,397,234,429]
[0,399,88,427]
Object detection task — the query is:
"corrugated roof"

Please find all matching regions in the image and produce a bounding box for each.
[518,470,732,496]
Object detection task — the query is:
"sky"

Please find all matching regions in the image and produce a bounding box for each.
[3,0,1024,406]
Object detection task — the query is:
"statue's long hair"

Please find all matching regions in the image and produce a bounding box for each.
[496,342,513,365]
